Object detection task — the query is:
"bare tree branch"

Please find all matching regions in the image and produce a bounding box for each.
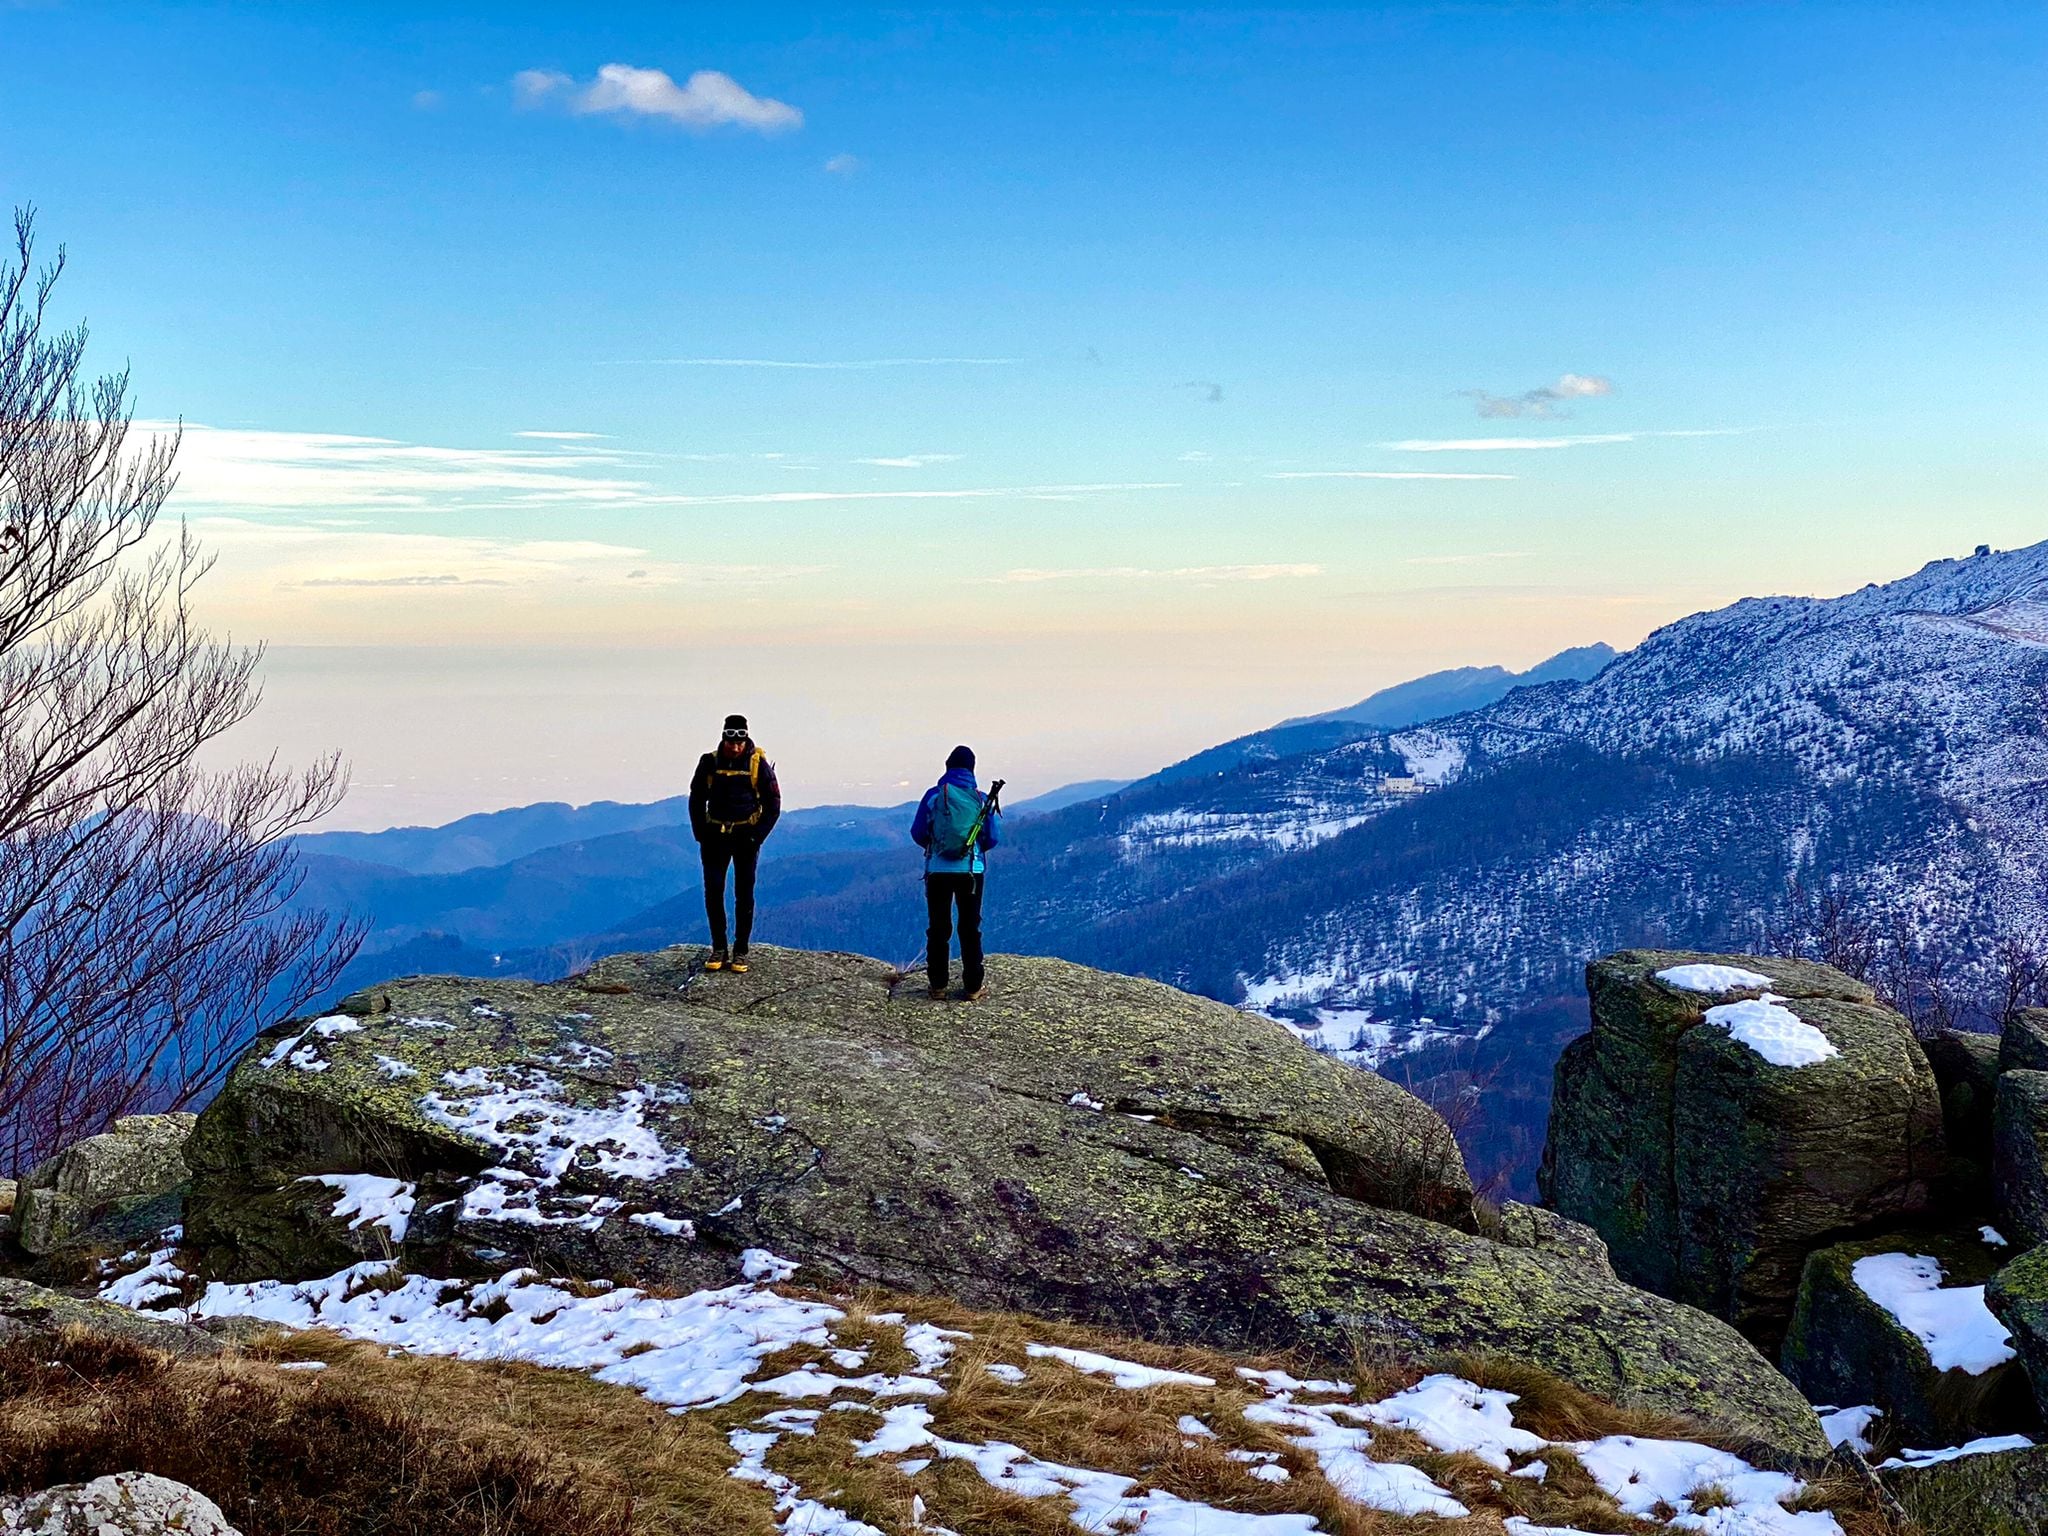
[0,207,362,1171]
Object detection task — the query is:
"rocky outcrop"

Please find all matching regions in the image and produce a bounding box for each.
[1987,1244,2048,1409]
[1540,950,1943,1347]
[2001,1008,2048,1073]
[184,945,1827,1454]
[1781,1231,2030,1447]
[9,1114,195,1256]
[0,1473,240,1536]
[1993,1071,2048,1249]
[0,1278,223,1358]
[1881,1442,2048,1536]
[1924,1028,2000,1202]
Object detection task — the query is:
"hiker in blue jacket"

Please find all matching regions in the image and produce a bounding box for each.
[910,745,1002,1001]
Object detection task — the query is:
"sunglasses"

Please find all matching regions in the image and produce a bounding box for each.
[721,728,748,740]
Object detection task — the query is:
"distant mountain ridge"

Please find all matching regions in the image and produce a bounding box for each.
[1281,642,1617,729]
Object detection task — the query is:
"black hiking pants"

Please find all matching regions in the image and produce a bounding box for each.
[925,872,985,993]
[700,832,761,952]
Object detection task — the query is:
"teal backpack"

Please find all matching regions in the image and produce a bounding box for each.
[929,782,984,862]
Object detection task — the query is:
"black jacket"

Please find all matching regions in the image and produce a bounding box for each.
[690,741,782,842]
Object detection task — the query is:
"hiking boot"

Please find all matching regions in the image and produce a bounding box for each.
[730,949,751,974]
[961,985,990,1003]
[705,950,729,972]
[927,986,949,1001]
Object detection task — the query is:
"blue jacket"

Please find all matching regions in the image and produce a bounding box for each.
[910,768,1002,875]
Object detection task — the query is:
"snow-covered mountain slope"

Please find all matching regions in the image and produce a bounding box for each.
[1047,544,2043,1114]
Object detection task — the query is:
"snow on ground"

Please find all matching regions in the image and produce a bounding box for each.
[1656,964,1774,995]
[1850,1252,2015,1374]
[1702,996,1840,1069]
[1389,728,1467,786]
[1025,1343,1215,1390]
[97,1246,1852,1536]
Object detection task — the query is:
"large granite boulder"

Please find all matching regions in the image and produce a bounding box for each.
[10,1114,196,1256]
[1923,1028,2000,1203]
[2001,1008,2048,1073]
[1782,1230,2030,1447]
[1541,950,1943,1348]
[184,945,1828,1454]
[1880,1442,2048,1536]
[1986,1243,2048,1409]
[1993,1070,2048,1248]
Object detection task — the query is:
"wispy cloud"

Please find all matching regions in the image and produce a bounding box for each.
[150,423,652,511]
[641,481,1176,507]
[1267,469,1516,481]
[516,429,610,441]
[514,64,801,133]
[854,453,962,469]
[612,356,1021,370]
[991,563,1320,584]
[824,153,861,176]
[1403,551,1532,566]
[1384,433,1638,453]
[1384,427,1747,453]
[1463,372,1614,419]
[191,517,828,595]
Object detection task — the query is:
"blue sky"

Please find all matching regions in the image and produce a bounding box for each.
[3,4,2043,824]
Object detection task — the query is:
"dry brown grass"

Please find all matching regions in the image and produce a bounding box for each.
[22,1276,1905,1536]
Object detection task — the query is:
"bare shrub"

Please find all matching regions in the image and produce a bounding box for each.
[0,207,360,1171]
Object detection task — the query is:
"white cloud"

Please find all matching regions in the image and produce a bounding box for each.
[189,517,827,596]
[1383,434,1639,453]
[614,356,1020,370]
[149,423,652,511]
[411,89,443,111]
[991,563,1321,584]
[516,430,610,441]
[514,64,801,134]
[1178,451,1214,463]
[1267,470,1516,481]
[824,153,861,175]
[854,453,962,468]
[1384,427,1748,453]
[1463,372,1615,419]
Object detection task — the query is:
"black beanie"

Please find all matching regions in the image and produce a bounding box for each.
[723,714,748,732]
[946,744,975,772]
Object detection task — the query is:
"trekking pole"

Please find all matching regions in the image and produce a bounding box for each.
[963,778,1005,853]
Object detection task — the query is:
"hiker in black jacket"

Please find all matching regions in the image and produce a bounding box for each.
[689,714,781,973]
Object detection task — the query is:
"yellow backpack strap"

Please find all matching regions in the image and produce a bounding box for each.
[749,748,763,790]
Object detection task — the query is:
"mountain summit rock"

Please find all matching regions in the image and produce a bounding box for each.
[184,945,1826,1453]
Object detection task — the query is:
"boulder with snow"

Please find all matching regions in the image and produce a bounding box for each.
[0,1472,240,1536]
[9,1114,196,1257]
[184,944,1829,1454]
[1781,1230,2031,1448]
[1879,1439,2048,1536]
[1540,950,1943,1347]
[1994,1070,2048,1248]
